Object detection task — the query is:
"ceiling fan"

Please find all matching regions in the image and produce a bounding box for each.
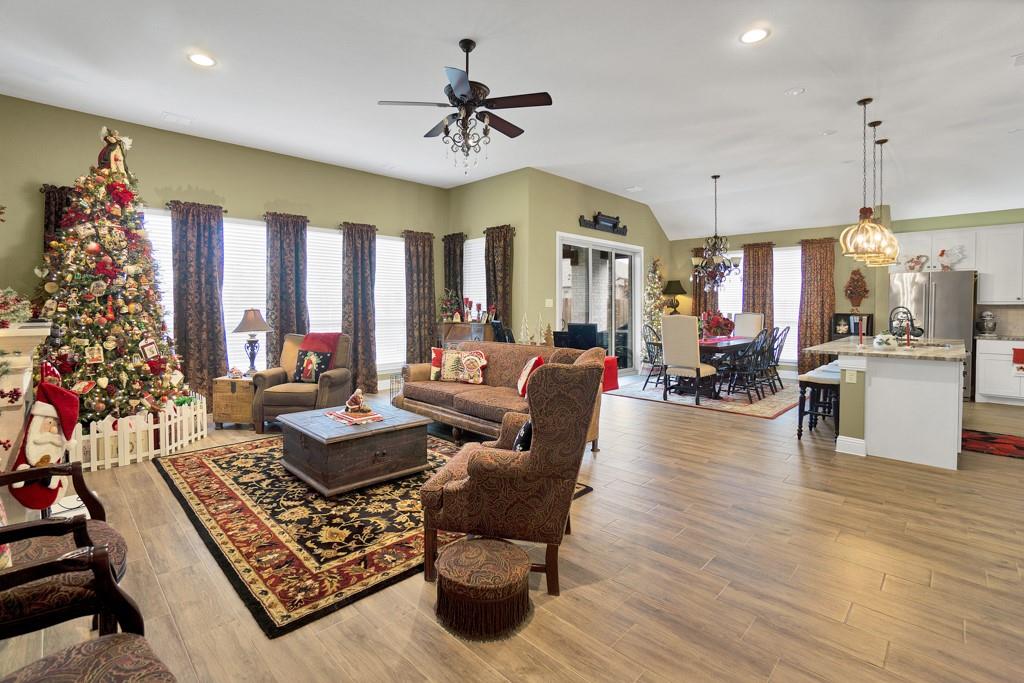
[378,38,552,166]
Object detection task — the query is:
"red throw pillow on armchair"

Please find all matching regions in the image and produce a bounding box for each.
[516,356,544,397]
[298,332,341,369]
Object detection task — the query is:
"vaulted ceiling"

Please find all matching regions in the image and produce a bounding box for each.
[2,0,1022,238]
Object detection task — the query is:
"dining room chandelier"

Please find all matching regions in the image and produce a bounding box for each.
[691,174,741,292]
[839,97,897,264]
[443,107,491,168]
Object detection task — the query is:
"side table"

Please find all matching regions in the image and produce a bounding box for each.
[212,376,254,429]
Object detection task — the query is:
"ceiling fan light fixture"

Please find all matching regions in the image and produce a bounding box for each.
[739,27,770,44]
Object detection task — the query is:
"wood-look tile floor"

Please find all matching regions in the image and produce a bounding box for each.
[3,394,1024,682]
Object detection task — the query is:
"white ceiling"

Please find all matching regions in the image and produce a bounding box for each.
[2,0,1023,239]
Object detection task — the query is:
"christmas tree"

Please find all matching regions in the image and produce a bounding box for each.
[34,127,189,424]
[642,257,665,340]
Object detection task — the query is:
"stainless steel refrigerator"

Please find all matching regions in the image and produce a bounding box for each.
[889,270,976,398]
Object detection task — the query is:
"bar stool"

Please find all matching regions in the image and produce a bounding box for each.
[797,363,840,440]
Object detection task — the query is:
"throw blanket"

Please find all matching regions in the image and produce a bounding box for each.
[300,333,342,369]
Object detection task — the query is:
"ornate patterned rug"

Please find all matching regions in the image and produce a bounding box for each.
[962,429,1024,458]
[608,379,800,419]
[155,435,592,638]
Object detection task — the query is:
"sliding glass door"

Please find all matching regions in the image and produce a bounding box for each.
[559,236,639,370]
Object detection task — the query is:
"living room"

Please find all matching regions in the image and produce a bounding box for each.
[2,2,1024,681]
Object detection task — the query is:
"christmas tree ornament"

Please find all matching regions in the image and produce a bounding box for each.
[44,281,60,294]
[85,241,102,255]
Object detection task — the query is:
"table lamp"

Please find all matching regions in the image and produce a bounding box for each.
[662,280,687,315]
[232,308,270,376]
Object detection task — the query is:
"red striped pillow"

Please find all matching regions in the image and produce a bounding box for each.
[516,356,544,397]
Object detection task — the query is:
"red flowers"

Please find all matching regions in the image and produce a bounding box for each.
[105,182,135,206]
[701,310,735,337]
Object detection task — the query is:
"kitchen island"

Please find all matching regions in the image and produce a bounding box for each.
[803,337,968,470]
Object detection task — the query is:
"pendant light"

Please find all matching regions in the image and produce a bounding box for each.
[864,133,899,267]
[839,98,889,261]
[690,174,740,292]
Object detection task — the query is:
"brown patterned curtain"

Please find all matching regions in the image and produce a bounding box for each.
[41,184,75,246]
[342,222,378,393]
[442,232,466,300]
[484,225,514,323]
[265,212,310,367]
[404,231,435,364]
[798,238,837,373]
[690,247,719,315]
[742,242,774,330]
[169,201,228,401]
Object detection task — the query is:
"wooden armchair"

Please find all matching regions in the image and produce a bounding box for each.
[0,463,135,639]
[252,333,353,433]
[420,362,603,595]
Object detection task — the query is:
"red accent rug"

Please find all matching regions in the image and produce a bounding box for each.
[961,429,1024,458]
[155,434,591,638]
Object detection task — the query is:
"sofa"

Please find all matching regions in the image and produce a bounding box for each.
[393,341,604,451]
[252,333,353,433]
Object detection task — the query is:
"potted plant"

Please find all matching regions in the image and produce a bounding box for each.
[701,310,735,337]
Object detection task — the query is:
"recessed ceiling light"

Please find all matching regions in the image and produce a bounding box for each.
[624,185,644,193]
[1010,128,1024,134]
[739,27,770,44]
[784,87,806,96]
[188,52,216,67]
[821,129,838,136]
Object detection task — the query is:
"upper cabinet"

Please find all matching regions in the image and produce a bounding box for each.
[890,230,976,273]
[975,224,1024,304]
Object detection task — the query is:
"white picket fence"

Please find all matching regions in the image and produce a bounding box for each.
[67,394,208,471]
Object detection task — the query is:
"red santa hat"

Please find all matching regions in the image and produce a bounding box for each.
[30,382,80,442]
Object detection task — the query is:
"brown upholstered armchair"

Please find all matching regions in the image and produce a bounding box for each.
[0,463,140,639]
[252,333,353,433]
[420,362,603,595]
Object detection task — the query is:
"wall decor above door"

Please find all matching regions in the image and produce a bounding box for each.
[579,212,627,236]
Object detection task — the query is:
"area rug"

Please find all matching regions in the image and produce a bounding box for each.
[961,429,1024,458]
[155,435,592,638]
[608,380,799,419]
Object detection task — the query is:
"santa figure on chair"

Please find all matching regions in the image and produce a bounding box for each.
[8,366,80,511]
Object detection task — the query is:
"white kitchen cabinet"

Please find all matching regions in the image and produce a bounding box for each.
[890,233,933,272]
[975,224,1024,304]
[976,339,1024,404]
[890,230,977,272]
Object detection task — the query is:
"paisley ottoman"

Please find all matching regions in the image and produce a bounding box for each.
[434,538,530,639]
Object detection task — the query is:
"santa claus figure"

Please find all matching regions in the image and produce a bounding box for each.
[9,381,79,510]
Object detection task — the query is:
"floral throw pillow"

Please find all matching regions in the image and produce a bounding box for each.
[457,350,488,385]
[294,350,332,383]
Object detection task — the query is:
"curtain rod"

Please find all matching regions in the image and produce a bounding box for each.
[164,201,228,214]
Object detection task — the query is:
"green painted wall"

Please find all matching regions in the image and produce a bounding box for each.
[669,207,1024,325]
[0,95,450,294]
[839,369,866,440]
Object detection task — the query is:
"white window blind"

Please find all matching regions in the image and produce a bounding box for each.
[143,210,175,338]
[223,217,268,372]
[462,237,487,315]
[374,236,406,371]
[773,246,802,363]
[306,227,343,333]
[716,250,744,319]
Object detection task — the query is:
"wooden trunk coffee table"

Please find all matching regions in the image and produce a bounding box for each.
[277,399,432,497]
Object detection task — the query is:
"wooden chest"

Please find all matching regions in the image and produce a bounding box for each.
[212,376,254,428]
[277,401,432,497]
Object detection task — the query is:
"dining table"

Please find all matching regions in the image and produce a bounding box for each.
[649,335,754,400]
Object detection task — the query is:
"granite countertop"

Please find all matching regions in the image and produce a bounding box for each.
[803,336,968,362]
[975,334,1024,341]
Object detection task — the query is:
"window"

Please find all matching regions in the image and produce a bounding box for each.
[222,217,268,371]
[462,237,487,315]
[306,227,343,332]
[144,211,175,338]
[773,246,802,364]
[374,236,406,371]
[715,250,744,319]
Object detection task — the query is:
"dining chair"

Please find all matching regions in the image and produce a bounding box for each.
[733,313,765,338]
[720,328,770,402]
[661,315,717,405]
[642,323,664,390]
[768,326,790,391]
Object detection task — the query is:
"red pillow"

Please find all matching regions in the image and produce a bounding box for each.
[299,333,341,369]
[429,347,444,380]
[517,356,544,397]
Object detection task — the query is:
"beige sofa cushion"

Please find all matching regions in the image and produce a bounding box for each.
[453,386,529,424]
[263,382,317,407]
[403,380,481,408]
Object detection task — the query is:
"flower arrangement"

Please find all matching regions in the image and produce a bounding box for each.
[439,289,461,321]
[701,310,735,337]
[0,288,32,328]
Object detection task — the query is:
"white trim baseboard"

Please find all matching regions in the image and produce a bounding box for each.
[835,435,866,456]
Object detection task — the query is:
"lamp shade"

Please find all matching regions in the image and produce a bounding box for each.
[232,308,270,334]
[662,280,687,296]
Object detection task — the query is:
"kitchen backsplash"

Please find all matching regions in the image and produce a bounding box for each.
[975,305,1024,335]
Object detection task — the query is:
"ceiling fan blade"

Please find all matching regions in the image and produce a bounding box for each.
[425,113,458,138]
[378,100,452,107]
[478,112,524,138]
[444,67,472,101]
[481,92,552,109]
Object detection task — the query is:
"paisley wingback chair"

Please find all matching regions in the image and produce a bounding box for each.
[420,361,604,595]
